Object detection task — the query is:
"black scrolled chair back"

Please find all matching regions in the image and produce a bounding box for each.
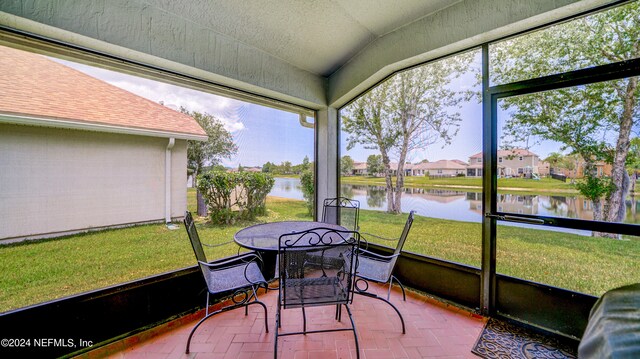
[322,197,360,231]
[275,227,362,358]
[278,228,360,309]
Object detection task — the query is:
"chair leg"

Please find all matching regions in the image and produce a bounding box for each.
[389,275,407,301]
[186,298,269,353]
[277,293,282,329]
[205,292,210,316]
[275,293,281,359]
[302,306,307,334]
[187,304,242,353]
[274,318,279,359]
[246,300,269,333]
[344,304,360,359]
[355,291,406,334]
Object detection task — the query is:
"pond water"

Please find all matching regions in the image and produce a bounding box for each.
[269,177,640,234]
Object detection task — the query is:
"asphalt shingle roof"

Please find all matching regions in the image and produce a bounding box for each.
[0,46,206,138]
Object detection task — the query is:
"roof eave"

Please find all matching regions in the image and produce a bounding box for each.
[0,113,208,141]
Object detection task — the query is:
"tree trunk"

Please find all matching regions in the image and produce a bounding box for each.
[600,77,637,239]
[196,190,207,217]
[193,167,207,217]
[391,139,410,214]
[606,77,637,225]
[380,152,395,213]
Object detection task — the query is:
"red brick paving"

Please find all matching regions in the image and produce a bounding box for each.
[81,283,485,358]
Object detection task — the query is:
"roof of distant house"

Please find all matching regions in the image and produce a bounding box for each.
[387,162,415,170]
[469,149,539,159]
[0,46,207,140]
[353,162,367,170]
[413,160,467,170]
[468,163,506,169]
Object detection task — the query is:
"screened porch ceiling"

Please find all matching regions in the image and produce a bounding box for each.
[0,1,636,356]
[0,0,610,110]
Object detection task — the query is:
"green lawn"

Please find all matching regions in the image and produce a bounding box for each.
[0,195,311,313]
[358,212,639,296]
[341,175,579,193]
[1,190,638,312]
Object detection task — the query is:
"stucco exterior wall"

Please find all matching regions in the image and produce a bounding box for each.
[0,123,187,239]
[428,169,464,177]
[499,155,539,175]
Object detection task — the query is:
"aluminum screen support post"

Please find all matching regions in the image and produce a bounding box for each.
[165,137,175,225]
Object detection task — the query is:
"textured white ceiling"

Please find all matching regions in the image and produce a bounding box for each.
[149,0,461,76]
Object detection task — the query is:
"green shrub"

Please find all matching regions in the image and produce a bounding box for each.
[197,171,275,224]
[300,170,314,215]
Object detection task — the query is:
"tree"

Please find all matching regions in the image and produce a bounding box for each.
[302,156,311,172]
[262,161,275,173]
[299,170,314,215]
[182,108,238,215]
[544,152,564,172]
[342,53,473,213]
[627,138,640,193]
[341,156,354,176]
[183,108,238,179]
[491,2,639,236]
[366,154,384,176]
[281,161,292,174]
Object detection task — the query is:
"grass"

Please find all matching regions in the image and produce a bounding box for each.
[358,212,639,296]
[341,176,579,193]
[1,189,638,312]
[0,193,310,313]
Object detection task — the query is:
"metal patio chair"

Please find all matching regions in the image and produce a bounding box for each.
[274,227,361,359]
[322,197,360,231]
[355,210,415,334]
[183,211,269,354]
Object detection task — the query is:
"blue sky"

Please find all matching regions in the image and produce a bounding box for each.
[55,59,314,168]
[340,50,574,164]
[341,50,485,164]
[56,53,583,168]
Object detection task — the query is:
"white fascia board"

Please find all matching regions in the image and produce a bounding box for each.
[0,113,209,141]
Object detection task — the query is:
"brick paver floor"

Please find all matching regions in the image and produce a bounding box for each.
[84,283,485,358]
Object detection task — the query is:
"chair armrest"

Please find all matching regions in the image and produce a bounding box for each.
[360,232,399,242]
[201,239,235,248]
[358,248,399,260]
[198,251,263,269]
[198,256,267,287]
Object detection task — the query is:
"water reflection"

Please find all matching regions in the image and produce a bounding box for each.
[268,177,640,226]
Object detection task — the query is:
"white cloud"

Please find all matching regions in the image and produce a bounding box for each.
[51,57,244,127]
[221,118,246,132]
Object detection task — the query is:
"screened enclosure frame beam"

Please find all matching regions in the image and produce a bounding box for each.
[480,44,496,316]
[488,57,640,98]
[485,57,640,239]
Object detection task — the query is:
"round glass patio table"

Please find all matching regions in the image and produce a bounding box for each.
[234,221,347,251]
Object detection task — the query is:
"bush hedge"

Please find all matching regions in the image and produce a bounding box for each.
[197,171,275,224]
[300,170,314,215]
